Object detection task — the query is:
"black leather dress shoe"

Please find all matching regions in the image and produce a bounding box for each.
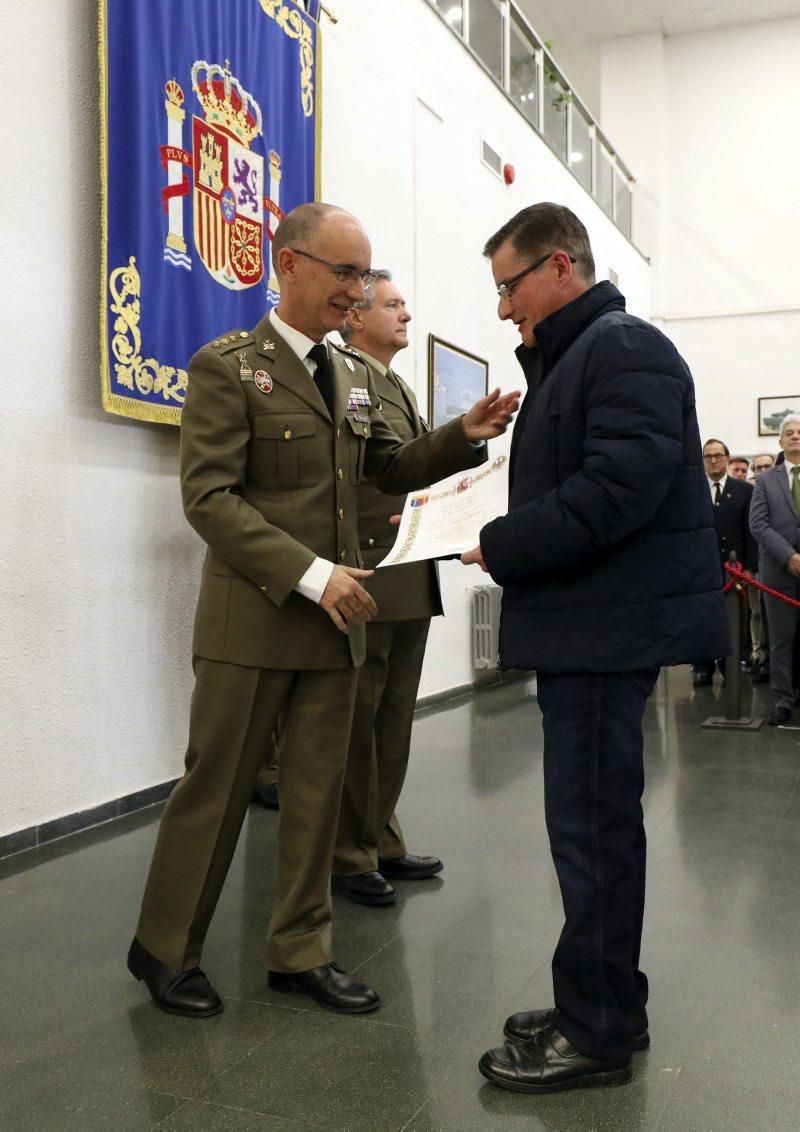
[768,706,792,726]
[267,963,380,1013]
[503,1007,650,1051]
[377,853,443,880]
[251,782,279,810]
[127,937,223,1018]
[479,1028,632,1093]
[692,671,713,687]
[331,871,396,906]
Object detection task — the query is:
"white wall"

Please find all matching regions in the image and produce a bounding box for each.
[0,0,649,838]
[601,19,800,456]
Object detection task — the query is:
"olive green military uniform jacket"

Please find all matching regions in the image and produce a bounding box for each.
[181,313,484,670]
[354,351,443,623]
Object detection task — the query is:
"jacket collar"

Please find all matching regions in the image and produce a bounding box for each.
[516,280,626,379]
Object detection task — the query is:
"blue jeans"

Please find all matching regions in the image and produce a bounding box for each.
[536,668,659,1061]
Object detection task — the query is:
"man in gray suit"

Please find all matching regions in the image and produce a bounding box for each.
[749,414,800,725]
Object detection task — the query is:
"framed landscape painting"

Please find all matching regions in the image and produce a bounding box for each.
[428,335,489,428]
[758,395,800,436]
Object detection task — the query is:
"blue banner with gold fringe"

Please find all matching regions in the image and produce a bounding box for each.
[99,0,320,424]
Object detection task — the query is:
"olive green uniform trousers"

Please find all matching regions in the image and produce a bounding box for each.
[137,657,357,973]
[333,617,431,874]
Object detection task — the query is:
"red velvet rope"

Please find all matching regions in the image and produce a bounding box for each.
[723,561,800,609]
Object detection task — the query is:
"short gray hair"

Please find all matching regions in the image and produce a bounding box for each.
[340,269,392,343]
[779,413,800,437]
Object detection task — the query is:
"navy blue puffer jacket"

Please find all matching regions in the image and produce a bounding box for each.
[480,281,729,673]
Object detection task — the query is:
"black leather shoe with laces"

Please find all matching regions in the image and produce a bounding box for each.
[127,937,223,1018]
[251,782,279,810]
[768,706,792,726]
[332,871,396,905]
[503,1007,650,1051]
[267,963,380,1013]
[377,853,443,880]
[479,1027,632,1094]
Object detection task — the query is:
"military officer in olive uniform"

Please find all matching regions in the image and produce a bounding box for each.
[329,272,444,906]
[128,203,519,1017]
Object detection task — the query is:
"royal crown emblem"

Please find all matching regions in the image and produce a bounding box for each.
[159,60,284,292]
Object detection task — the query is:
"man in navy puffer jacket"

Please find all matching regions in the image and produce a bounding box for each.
[462,204,728,1095]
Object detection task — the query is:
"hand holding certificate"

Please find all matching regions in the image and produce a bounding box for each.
[377,450,509,568]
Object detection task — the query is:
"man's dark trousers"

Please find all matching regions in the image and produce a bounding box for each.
[536,667,659,1062]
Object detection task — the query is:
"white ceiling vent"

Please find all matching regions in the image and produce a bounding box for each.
[481,139,503,179]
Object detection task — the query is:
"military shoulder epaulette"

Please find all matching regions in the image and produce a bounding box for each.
[330,341,361,358]
[209,330,252,351]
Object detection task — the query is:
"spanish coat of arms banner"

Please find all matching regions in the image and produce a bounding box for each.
[100,0,320,424]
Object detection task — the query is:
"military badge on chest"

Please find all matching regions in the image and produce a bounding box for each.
[347,386,370,413]
[254,370,273,394]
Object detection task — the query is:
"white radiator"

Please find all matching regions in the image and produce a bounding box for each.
[470,584,502,669]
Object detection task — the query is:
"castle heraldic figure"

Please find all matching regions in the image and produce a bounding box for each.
[128,203,520,1016]
[461,203,728,1094]
[331,271,445,906]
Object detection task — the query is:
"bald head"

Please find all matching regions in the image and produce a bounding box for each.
[271,202,373,341]
[272,203,358,277]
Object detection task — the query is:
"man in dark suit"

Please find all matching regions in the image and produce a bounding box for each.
[330,272,444,906]
[461,202,728,1093]
[691,438,758,686]
[749,414,800,725]
[127,203,519,1018]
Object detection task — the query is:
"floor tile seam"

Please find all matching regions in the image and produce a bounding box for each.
[178,1094,324,1127]
[191,1082,332,1127]
[154,1095,194,1127]
[181,1008,301,1098]
[220,993,415,1029]
[348,935,398,974]
[400,1097,432,1130]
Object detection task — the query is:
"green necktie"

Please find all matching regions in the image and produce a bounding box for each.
[792,466,800,513]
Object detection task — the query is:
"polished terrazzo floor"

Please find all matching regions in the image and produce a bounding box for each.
[2,668,800,1129]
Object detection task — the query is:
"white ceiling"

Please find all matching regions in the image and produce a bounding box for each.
[516,0,800,42]
[514,0,800,116]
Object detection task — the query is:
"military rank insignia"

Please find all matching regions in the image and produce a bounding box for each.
[236,350,254,382]
[347,387,370,412]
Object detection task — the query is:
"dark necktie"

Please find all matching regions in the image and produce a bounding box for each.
[714,482,721,506]
[307,343,334,418]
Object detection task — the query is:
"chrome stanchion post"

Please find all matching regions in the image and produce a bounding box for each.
[702,553,763,730]
[724,553,741,721]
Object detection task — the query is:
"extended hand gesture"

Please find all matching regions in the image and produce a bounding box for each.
[462,387,521,441]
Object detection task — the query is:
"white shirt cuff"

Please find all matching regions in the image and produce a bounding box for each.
[295,557,335,604]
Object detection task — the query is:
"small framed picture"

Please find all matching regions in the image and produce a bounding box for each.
[428,335,489,428]
[758,395,800,436]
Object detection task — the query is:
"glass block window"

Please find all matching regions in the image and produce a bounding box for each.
[569,104,592,194]
[614,169,632,238]
[543,65,569,162]
[430,0,463,35]
[468,0,505,83]
[509,10,539,130]
[596,144,614,220]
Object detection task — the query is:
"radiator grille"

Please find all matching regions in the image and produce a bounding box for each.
[470,584,502,669]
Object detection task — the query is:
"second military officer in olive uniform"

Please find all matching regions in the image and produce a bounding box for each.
[128,204,520,1016]
[331,272,445,906]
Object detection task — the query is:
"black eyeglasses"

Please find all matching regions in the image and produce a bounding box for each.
[290,249,377,289]
[496,250,577,300]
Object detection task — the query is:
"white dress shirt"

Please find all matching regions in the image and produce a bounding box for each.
[708,473,727,501]
[784,458,800,488]
[268,310,335,605]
